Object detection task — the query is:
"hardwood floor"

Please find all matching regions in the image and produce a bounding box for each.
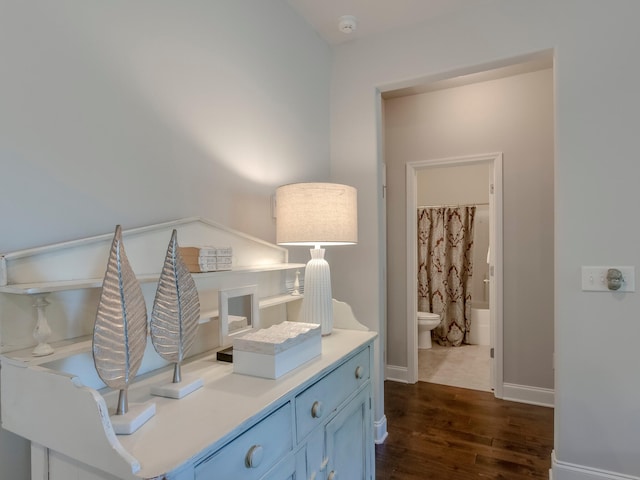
[375,381,554,479]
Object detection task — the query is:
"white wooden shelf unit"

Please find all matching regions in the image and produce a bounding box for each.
[0,217,305,357]
[2,217,385,480]
[0,263,303,296]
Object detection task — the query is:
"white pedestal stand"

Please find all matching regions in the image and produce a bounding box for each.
[32,295,54,356]
[110,403,156,435]
[151,376,204,399]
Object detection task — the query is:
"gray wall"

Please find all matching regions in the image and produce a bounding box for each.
[417,164,491,206]
[384,69,555,390]
[0,1,331,478]
[329,1,640,476]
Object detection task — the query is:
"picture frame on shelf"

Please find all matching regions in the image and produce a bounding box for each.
[218,284,260,349]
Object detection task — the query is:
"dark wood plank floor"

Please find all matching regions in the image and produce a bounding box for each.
[375,381,554,479]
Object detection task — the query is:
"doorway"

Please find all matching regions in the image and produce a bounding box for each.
[406,154,503,396]
[382,58,554,405]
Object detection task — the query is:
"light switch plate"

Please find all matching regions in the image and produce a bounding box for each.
[581,266,635,292]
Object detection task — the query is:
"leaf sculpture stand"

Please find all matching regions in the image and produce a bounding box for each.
[150,229,202,399]
[93,225,155,435]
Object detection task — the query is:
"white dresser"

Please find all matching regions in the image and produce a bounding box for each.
[0,218,376,479]
[2,329,375,480]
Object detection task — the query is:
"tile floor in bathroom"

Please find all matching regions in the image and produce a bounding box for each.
[418,343,492,392]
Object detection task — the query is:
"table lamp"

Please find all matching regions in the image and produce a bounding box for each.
[276,183,357,335]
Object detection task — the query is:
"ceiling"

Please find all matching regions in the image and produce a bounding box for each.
[286,0,495,45]
[286,0,553,97]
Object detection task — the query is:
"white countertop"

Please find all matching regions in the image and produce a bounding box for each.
[107,328,377,478]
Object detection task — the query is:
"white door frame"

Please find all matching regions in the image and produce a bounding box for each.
[406,152,504,398]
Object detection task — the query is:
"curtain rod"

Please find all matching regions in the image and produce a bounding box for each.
[418,202,489,208]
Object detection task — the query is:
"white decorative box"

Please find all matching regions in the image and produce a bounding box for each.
[232,322,321,379]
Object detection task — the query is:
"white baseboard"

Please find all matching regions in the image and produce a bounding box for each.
[374,414,388,444]
[384,365,555,409]
[502,382,554,408]
[552,451,639,480]
[385,364,409,383]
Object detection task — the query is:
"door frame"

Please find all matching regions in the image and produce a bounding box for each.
[406,152,504,398]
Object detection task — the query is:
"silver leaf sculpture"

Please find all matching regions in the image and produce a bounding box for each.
[93,225,148,415]
[150,229,200,384]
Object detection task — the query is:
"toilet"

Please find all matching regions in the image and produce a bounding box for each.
[417,311,440,349]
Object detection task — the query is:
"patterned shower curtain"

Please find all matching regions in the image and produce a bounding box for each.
[418,206,475,346]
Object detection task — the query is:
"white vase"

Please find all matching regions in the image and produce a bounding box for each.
[301,248,333,335]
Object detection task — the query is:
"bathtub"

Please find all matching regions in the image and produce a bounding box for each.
[468,304,490,346]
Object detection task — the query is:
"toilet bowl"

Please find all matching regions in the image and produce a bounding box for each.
[418,311,440,349]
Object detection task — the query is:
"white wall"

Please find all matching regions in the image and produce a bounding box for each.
[329,0,640,477]
[0,1,330,253]
[384,70,555,391]
[0,1,331,478]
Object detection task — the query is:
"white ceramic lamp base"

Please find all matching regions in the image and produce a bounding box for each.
[302,248,333,335]
[110,402,156,435]
[151,376,204,399]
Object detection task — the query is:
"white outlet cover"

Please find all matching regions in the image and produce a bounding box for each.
[581,266,635,292]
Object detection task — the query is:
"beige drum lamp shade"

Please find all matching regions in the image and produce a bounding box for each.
[275,183,358,335]
[276,183,357,246]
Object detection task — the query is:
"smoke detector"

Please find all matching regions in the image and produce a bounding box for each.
[338,15,357,34]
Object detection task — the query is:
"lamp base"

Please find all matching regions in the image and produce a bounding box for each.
[302,248,333,335]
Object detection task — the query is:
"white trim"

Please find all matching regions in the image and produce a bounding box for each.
[551,451,640,480]
[31,443,48,480]
[406,163,419,384]
[502,383,554,408]
[373,415,388,444]
[490,155,504,399]
[2,216,289,260]
[382,373,554,409]
[406,153,504,396]
[384,364,409,383]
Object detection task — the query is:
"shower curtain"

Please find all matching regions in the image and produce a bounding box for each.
[418,206,475,346]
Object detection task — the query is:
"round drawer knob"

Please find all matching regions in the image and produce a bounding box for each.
[311,400,324,419]
[328,470,337,480]
[245,444,264,469]
[355,365,364,379]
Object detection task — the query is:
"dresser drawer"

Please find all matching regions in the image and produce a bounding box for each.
[295,346,370,441]
[195,403,293,480]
